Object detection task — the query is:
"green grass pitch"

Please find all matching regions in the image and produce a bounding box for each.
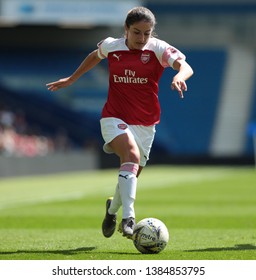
[0,165,255,260]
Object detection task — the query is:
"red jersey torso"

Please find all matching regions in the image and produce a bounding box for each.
[97,37,185,126]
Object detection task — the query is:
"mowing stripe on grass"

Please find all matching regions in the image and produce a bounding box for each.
[0,167,235,210]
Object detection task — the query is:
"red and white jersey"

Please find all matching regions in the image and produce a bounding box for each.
[97,37,185,126]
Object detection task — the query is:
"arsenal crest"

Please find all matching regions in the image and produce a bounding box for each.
[118,123,128,130]
[141,52,150,64]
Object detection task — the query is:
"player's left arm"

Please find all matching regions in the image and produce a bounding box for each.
[171,58,193,99]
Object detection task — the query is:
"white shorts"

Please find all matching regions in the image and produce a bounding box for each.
[100,117,156,167]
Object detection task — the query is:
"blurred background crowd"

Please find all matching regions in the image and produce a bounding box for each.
[0,102,71,157]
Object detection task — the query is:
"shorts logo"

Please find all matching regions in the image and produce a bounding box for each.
[118,123,127,130]
[141,52,150,64]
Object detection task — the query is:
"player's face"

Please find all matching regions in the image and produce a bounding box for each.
[125,21,153,50]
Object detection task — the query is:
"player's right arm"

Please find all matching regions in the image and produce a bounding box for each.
[46,49,101,92]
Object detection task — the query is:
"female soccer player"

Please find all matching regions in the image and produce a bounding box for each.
[47,6,193,239]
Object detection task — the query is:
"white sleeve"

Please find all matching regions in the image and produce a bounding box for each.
[162,46,186,68]
[153,38,186,68]
[97,37,114,59]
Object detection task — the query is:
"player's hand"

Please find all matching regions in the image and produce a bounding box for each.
[171,78,187,99]
[46,77,73,92]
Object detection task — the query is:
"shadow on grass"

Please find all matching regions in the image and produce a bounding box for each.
[185,244,256,252]
[0,247,140,257]
[0,247,96,256]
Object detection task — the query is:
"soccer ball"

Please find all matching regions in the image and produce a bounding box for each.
[132,218,169,254]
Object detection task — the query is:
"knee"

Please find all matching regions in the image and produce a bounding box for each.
[120,146,140,164]
[128,149,140,165]
[109,133,140,164]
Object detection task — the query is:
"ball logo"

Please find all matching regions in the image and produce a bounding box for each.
[141,53,150,64]
[141,233,156,241]
[118,123,127,130]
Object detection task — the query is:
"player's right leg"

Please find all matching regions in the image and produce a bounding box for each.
[102,197,117,238]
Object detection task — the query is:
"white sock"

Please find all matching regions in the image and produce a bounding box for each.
[108,184,122,215]
[118,162,138,219]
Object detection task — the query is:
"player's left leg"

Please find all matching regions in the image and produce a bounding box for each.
[100,118,154,239]
[108,133,140,238]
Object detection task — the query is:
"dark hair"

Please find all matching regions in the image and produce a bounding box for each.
[125,7,156,30]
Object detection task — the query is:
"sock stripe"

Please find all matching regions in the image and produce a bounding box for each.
[120,162,139,175]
